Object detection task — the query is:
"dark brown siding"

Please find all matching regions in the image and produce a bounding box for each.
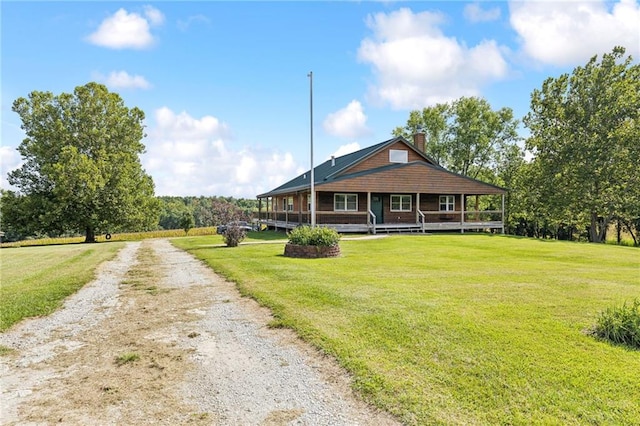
[345,141,427,174]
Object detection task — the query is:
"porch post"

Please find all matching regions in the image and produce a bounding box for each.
[501,193,505,234]
[258,198,262,225]
[298,192,303,225]
[367,192,372,234]
[461,194,465,234]
[416,193,420,223]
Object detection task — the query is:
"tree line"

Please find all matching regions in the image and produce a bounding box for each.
[157,196,256,231]
[1,47,638,245]
[0,194,256,242]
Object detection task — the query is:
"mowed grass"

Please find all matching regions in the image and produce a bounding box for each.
[0,242,124,331]
[172,234,640,425]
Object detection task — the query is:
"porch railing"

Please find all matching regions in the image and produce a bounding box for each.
[417,209,425,233]
[368,210,377,235]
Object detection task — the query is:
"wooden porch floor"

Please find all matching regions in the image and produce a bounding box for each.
[260,219,504,234]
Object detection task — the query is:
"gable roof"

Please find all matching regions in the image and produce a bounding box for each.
[257,136,504,197]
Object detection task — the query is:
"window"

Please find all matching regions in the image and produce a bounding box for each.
[439,195,455,211]
[389,149,408,163]
[282,197,286,211]
[307,193,311,211]
[287,196,294,211]
[334,193,357,211]
[391,194,412,212]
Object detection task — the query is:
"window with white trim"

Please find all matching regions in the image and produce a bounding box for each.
[389,149,408,163]
[391,194,412,212]
[287,196,294,211]
[334,193,357,211]
[306,193,311,211]
[439,195,455,211]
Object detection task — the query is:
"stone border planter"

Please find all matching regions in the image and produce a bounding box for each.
[284,243,341,259]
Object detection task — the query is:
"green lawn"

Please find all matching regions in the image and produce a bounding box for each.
[172,234,640,425]
[0,242,124,331]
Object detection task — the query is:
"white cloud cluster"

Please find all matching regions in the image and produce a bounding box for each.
[87,6,164,49]
[94,70,151,90]
[510,0,640,66]
[323,100,370,139]
[143,108,303,197]
[464,3,501,23]
[358,8,509,109]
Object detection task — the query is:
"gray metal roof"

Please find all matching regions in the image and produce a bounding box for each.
[255,136,502,197]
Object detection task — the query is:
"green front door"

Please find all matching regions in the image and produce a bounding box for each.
[371,194,383,224]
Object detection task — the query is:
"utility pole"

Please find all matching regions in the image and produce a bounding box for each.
[308,71,316,227]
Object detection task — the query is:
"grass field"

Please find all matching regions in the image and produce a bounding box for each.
[172,234,640,425]
[0,227,220,248]
[0,242,125,331]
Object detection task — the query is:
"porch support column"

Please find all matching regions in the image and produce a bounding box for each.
[501,193,505,234]
[258,198,262,225]
[461,193,465,234]
[367,192,373,234]
[298,192,303,225]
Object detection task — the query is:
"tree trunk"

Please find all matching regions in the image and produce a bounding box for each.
[621,218,638,246]
[589,212,601,243]
[85,226,96,243]
[589,212,610,243]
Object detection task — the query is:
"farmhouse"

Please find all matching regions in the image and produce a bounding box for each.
[257,133,506,234]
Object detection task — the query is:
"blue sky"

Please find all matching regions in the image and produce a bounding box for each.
[2,1,639,198]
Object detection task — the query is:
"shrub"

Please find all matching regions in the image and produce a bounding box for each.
[590,299,640,349]
[223,225,246,247]
[287,226,340,247]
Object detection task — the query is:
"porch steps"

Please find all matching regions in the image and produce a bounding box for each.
[375,224,425,234]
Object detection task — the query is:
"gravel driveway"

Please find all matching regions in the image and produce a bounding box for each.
[0,239,399,425]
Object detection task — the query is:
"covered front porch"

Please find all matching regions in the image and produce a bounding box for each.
[257,192,505,234]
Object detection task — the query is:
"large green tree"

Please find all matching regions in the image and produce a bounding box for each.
[6,82,159,242]
[393,97,523,229]
[393,96,522,182]
[523,47,640,243]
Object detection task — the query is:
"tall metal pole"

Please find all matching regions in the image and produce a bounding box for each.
[308,71,316,227]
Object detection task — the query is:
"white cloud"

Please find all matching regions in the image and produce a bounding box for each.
[86,6,164,49]
[464,3,501,23]
[143,5,165,26]
[323,100,370,139]
[143,108,303,197]
[177,15,211,31]
[357,8,509,109]
[510,0,640,66]
[331,142,361,159]
[0,146,21,190]
[94,70,151,90]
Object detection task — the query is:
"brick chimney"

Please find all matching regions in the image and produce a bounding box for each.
[413,131,426,153]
